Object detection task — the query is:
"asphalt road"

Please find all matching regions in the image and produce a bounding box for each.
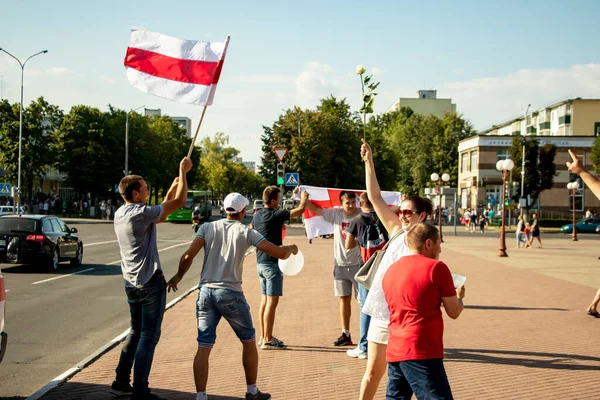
[0,217,227,399]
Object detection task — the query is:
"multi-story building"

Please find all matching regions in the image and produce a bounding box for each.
[387,90,456,118]
[457,98,600,216]
[144,109,192,137]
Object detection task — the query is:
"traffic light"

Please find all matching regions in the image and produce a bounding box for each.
[505,199,510,207]
[276,163,285,185]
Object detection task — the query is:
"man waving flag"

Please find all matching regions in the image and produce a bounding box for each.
[124,29,229,106]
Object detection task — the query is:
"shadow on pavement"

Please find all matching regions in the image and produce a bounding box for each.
[40,382,243,400]
[445,348,600,370]
[465,305,568,311]
[0,263,122,276]
[287,345,348,354]
[0,397,27,400]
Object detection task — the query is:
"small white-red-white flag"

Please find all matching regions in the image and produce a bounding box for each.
[124,29,229,106]
[299,185,402,240]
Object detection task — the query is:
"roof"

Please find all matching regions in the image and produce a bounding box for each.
[0,214,49,221]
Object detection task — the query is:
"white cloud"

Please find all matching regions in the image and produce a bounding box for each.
[233,74,295,84]
[24,67,85,79]
[438,63,600,130]
[371,66,384,75]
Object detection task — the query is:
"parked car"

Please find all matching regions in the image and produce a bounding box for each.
[0,268,6,363]
[0,215,83,270]
[0,206,25,216]
[282,199,296,211]
[253,200,264,214]
[561,217,600,234]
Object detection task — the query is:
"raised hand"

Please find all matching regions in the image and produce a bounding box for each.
[566,149,585,175]
[180,157,193,173]
[361,139,373,163]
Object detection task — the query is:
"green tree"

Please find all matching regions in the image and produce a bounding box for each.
[509,136,557,217]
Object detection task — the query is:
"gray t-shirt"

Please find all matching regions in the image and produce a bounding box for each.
[322,208,362,267]
[114,203,164,288]
[196,219,265,292]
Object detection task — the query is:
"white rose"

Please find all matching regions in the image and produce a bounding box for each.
[356,65,366,75]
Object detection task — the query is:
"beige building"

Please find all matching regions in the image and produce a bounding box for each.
[388,90,456,118]
[458,98,600,217]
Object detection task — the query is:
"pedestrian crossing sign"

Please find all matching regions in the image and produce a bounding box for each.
[0,184,12,196]
[285,173,299,187]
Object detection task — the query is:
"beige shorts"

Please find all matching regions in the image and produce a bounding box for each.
[367,318,389,344]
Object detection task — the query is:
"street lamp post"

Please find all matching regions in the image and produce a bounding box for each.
[0,48,48,211]
[431,173,450,241]
[496,159,514,257]
[124,105,145,176]
[567,181,580,241]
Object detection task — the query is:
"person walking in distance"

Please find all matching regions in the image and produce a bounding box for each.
[383,223,465,399]
[251,186,308,350]
[111,157,192,400]
[344,192,390,360]
[166,192,299,400]
[566,149,600,318]
[305,190,362,346]
[529,212,542,248]
[358,140,434,400]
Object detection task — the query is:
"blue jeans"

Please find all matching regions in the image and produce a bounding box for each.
[257,263,284,296]
[386,359,453,400]
[115,270,166,394]
[196,287,255,347]
[358,283,371,352]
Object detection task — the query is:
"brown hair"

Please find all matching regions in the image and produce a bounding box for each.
[404,195,434,220]
[359,192,373,209]
[119,175,143,202]
[406,223,439,252]
[339,190,357,202]
[262,185,281,204]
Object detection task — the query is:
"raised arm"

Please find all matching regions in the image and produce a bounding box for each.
[361,140,402,235]
[290,190,309,219]
[305,195,323,216]
[160,157,193,222]
[567,149,600,199]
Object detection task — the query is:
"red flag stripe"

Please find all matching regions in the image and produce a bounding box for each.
[124,47,220,86]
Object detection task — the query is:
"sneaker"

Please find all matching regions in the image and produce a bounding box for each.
[257,337,264,346]
[246,390,272,400]
[333,332,353,346]
[131,390,167,400]
[346,346,367,359]
[109,380,133,396]
[261,337,287,350]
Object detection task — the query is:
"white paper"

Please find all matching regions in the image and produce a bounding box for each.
[452,273,467,289]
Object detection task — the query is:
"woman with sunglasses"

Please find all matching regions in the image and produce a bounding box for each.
[358,140,433,400]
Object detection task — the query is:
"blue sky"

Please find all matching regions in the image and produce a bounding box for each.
[1,0,599,165]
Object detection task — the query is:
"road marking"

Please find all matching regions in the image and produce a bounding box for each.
[107,241,193,265]
[31,268,95,285]
[84,240,118,247]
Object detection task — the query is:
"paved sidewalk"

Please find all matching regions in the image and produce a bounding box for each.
[40,232,600,399]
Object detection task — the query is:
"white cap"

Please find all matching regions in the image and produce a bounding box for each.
[223,192,249,214]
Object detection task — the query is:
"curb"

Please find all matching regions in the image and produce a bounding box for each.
[26,284,199,400]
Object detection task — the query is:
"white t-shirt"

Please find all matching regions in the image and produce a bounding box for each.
[362,231,411,321]
[322,208,362,267]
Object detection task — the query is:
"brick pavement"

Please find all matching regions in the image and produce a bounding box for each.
[40,231,600,399]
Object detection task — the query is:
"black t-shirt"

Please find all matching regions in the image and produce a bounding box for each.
[532,217,540,233]
[345,211,389,263]
[251,207,291,264]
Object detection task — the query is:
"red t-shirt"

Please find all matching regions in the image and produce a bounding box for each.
[382,254,457,362]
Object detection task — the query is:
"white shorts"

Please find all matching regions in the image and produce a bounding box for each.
[367,317,389,344]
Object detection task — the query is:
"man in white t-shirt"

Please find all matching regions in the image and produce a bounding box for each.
[306,190,362,346]
[167,193,298,400]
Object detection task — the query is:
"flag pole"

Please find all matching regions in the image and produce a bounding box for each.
[186,34,231,158]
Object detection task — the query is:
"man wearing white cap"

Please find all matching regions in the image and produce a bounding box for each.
[167,192,298,400]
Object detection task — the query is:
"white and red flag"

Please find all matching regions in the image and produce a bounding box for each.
[299,185,402,240]
[124,29,229,105]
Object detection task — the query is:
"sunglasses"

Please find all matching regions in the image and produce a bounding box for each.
[397,209,420,217]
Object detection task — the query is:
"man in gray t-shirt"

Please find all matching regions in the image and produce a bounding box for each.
[306,190,361,347]
[166,192,298,400]
[111,157,192,400]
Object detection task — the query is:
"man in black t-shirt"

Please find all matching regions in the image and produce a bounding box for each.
[250,186,308,350]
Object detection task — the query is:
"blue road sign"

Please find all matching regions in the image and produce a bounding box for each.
[285,173,299,187]
[0,183,12,196]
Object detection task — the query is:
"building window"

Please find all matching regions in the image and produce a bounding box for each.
[496,150,509,161]
[461,153,468,173]
[470,151,478,171]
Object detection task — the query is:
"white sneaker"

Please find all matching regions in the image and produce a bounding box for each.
[346,346,367,359]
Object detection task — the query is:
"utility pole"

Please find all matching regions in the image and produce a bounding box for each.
[521,104,531,217]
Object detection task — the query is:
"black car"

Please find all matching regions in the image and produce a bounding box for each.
[0,215,83,270]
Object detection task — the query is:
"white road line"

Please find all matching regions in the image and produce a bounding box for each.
[106,241,193,266]
[31,268,95,285]
[84,240,118,247]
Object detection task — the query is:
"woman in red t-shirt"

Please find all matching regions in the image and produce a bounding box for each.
[383,223,466,399]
